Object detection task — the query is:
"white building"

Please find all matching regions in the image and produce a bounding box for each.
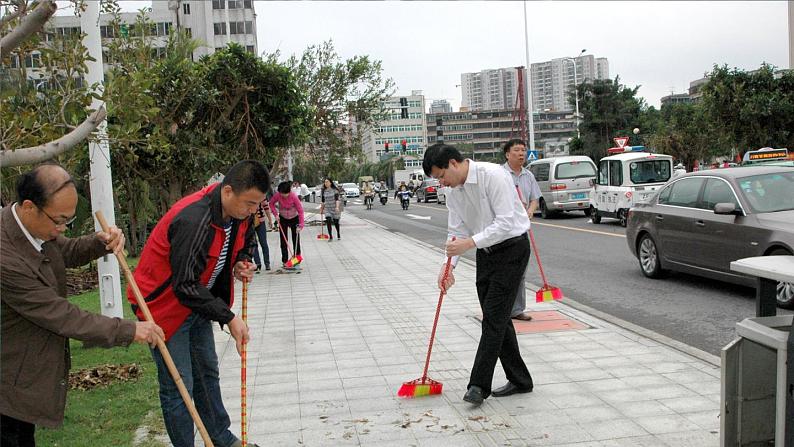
[460,67,521,111]
[429,99,453,114]
[530,55,609,113]
[362,91,427,166]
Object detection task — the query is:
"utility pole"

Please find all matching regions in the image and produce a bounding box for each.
[523,0,536,152]
[81,1,123,318]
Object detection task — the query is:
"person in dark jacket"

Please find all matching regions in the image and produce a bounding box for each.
[0,164,164,446]
[131,160,267,447]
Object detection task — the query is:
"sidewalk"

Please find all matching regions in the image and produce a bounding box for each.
[210,210,721,446]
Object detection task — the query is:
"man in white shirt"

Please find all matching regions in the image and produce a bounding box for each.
[502,139,542,321]
[423,143,534,406]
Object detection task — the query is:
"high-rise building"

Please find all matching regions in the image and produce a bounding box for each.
[429,99,453,114]
[19,0,258,74]
[789,1,794,69]
[460,67,521,111]
[362,91,427,166]
[530,55,609,113]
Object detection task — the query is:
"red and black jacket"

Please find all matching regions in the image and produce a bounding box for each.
[128,183,256,340]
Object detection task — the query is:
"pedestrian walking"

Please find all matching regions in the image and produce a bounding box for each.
[130,160,266,447]
[319,177,342,240]
[252,196,274,272]
[269,181,305,269]
[1,164,164,446]
[423,143,534,406]
[502,138,541,321]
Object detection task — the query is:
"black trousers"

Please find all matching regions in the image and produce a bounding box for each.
[469,234,533,397]
[1,414,36,447]
[278,215,301,263]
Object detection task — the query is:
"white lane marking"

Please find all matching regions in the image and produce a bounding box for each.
[406,214,431,220]
[531,220,626,238]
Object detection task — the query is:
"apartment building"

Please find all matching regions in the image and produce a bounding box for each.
[362,91,427,167]
[530,55,609,113]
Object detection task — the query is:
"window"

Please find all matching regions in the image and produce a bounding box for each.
[555,161,596,180]
[228,0,242,8]
[666,178,705,208]
[9,54,19,68]
[533,163,550,182]
[229,21,253,34]
[701,178,739,210]
[243,0,252,7]
[24,53,41,69]
[598,160,609,185]
[657,185,672,204]
[100,25,115,38]
[184,27,192,37]
[245,21,253,34]
[212,0,225,9]
[155,22,170,36]
[245,45,255,54]
[183,3,191,14]
[737,172,794,213]
[609,160,622,186]
[213,22,227,35]
[629,160,671,184]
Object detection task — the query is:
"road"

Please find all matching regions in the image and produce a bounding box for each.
[337,194,780,356]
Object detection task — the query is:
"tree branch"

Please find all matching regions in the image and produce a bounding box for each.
[0,0,55,59]
[0,106,107,167]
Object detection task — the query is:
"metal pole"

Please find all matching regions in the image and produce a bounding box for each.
[287,148,293,181]
[573,60,580,139]
[523,0,535,152]
[82,0,123,318]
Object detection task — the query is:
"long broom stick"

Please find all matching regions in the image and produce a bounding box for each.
[95,211,214,447]
[240,278,248,446]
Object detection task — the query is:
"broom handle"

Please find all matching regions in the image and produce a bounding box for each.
[277,219,294,258]
[241,279,248,447]
[421,238,455,382]
[528,229,549,288]
[94,211,214,447]
[515,187,550,288]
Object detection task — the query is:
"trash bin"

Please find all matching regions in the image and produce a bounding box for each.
[721,315,792,446]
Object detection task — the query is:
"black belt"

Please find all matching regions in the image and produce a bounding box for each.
[479,233,527,254]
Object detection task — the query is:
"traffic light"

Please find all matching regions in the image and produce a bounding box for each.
[401,140,407,152]
[384,142,389,152]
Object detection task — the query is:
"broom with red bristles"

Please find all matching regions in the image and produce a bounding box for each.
[515,186,563,303]
[398,238,455,398]
[277,221,303,267]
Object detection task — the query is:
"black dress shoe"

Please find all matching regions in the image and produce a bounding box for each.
[463,385,485,405]
[492,382,533,397]
[512,312,533,321]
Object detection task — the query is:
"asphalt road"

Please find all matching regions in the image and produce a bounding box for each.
[338,194,785,356]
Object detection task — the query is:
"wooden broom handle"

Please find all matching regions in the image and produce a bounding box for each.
[95,211,214,447]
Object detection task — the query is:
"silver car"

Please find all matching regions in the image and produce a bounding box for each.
[529,156,597,218]
[626,167,794,308]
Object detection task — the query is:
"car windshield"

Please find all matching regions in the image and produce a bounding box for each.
[737,172,794,213]
[342,183,357,189]
[555,161,596,179]
[630,160,671,184]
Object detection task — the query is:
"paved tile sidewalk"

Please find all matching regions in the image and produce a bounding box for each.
[207,212,721,446]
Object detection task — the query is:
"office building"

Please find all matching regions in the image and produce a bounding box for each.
[362,91,427,166]
[429,99,453,114]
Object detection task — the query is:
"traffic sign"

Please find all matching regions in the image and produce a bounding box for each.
[527,150,539,161]
[614,137,629,148]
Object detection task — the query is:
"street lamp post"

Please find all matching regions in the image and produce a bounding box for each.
[563,49,586,139]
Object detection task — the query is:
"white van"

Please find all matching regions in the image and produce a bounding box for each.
[528,156,597,218]
[590,148,673,226]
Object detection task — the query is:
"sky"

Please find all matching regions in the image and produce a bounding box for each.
[114,1,790,110]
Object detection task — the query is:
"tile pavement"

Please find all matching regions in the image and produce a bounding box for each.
[201,211,721,446]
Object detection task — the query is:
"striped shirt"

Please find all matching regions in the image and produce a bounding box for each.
[206,222,232,289]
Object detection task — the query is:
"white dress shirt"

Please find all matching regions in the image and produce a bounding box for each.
[11,203,45,252]
[445,160,530,265]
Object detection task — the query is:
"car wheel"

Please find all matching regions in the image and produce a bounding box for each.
[590,206,601,224]
[618,209,628,227]
[540,200,551,219]
[638,234,665,278]
[769,249,794,308]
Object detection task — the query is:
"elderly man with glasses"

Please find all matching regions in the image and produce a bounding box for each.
[0,163,164,446]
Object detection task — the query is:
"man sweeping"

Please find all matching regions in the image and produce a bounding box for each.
[131,160,266,447]
[422,143,534,406]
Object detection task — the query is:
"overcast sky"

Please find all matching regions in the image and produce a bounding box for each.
[110,1,790,110]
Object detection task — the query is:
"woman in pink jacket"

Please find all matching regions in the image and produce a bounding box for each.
[269,181,305,269]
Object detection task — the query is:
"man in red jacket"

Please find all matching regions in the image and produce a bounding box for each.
[131,160,267,447]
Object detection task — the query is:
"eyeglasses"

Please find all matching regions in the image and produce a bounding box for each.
[38,206,76,228]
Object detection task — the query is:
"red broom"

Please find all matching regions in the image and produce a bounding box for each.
[277,221,303,267]
[316,214,330,240]
[529,229,563,302]
[514,186,563,302]
[398,239,455,398]
[240,277,249,446]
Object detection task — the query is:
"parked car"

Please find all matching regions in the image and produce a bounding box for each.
[414,179,446,204]
[528,156,597,219]
[626,166,794,308]
[341,183,360,198]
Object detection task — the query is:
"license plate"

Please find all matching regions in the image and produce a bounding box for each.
[571,192,587,200]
